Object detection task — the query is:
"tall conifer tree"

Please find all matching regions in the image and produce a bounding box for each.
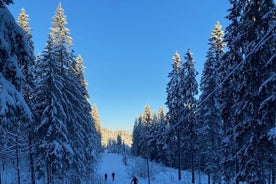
[166,51,184,180]
[0,4,32,184]
[197,21,225,184]
[220,0,276,183]
[180,49,198,184]
[17,8,36,184]
[33,4,100,182]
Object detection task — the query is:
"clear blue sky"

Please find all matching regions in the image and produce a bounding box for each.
[9,0,230,131]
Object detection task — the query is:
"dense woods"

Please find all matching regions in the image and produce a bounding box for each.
[132,1,276,184]
[0,2,101,183]
[0,0,275,184]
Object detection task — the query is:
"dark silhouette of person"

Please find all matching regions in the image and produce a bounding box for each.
[112,172,115,181]
[131,176,138,184]
[104,173,108,181]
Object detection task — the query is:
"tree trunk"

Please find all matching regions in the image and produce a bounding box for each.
[192,151,195,184]
[235,158,239,184]
[16,134,20,184]
[46,163,51,184]
[146,158,150,184]
[0,156,2,184]
[177,130,181,181]
[28,134,35,184]
[208,173,211,184]
[272,166,275,184]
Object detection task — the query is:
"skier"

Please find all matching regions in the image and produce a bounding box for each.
[104,173,108,181]
[131,176,138,184]
[112,172,115,181]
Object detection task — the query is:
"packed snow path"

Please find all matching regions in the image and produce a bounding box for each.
[96,152,208,184]
[97,152,130,184]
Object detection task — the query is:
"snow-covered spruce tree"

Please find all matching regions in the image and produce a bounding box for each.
[165,51,183,178]
[49,2,72,75]
[166,51,182,128]
[154,107,171,165]
[257,1,276,183]
[132,114,148,157]
[141,104,155,158]
[91,103,102,151]
[0,0,13,6]
[131,105,155,158]
[65,53,100,182]
[147,111,159,161]
[219,0,276,183]
[196,21,225,184]
[131,117,141,156]
[17,8,36,184]
[33,36,74,184]
[179,49,198,184]
[33,3,100,183]
[0,4,33,184]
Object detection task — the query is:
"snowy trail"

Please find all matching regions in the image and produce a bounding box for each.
[97,152,131,184]
[97,152,208,184]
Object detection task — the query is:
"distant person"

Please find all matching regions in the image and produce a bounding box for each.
[112,172,115,181]
[131,176,138,184]
[104,173,108,181]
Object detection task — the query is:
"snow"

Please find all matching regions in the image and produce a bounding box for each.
[96,152,130,184]
[96,152,208,184]
[269,127,276,138]
[0,73,31,120]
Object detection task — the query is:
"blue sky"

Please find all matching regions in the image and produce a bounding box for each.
[9,0,230,131]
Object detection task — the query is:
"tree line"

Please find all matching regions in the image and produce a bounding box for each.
[0,1,101,183]
[131,1,275,184]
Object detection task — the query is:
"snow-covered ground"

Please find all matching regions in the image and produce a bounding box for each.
[96,152,208,184]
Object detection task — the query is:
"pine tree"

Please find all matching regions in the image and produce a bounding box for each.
[132,114,147,157]
[17,8,36,184]
[131,105,155,159]
[36,4,101,182]
[33,3,101,182]
[197,21,225,184]
[33,36,73,183]
[50,2,72,75]
[0,0,13,6]
[220,0,276,183]
[92,103,102,148]
[131,117,141,156]
[180,49,198,184]
[73,56,101,158]
[166,51,182,127]
[65,53,100,182]
[165,51,183,179]
[0,5,32,184]
[141,104,154,158]
[154,107,171,165]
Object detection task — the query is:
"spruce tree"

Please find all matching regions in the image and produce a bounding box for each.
[33,3,101,182]
[220,0,276,183]
[197,21,225,184]
[141,104,154,158]
[131,117,141,156]
[91,103,102,149]
[17,8,36,184]
[50,2,72,75]
[33,36,73,183]
[0,0,13,6]
[0,5,32,184]
[180,49,198,184]
[165,51,183,179]
[155,107,170,165]
[166,51,182,127]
